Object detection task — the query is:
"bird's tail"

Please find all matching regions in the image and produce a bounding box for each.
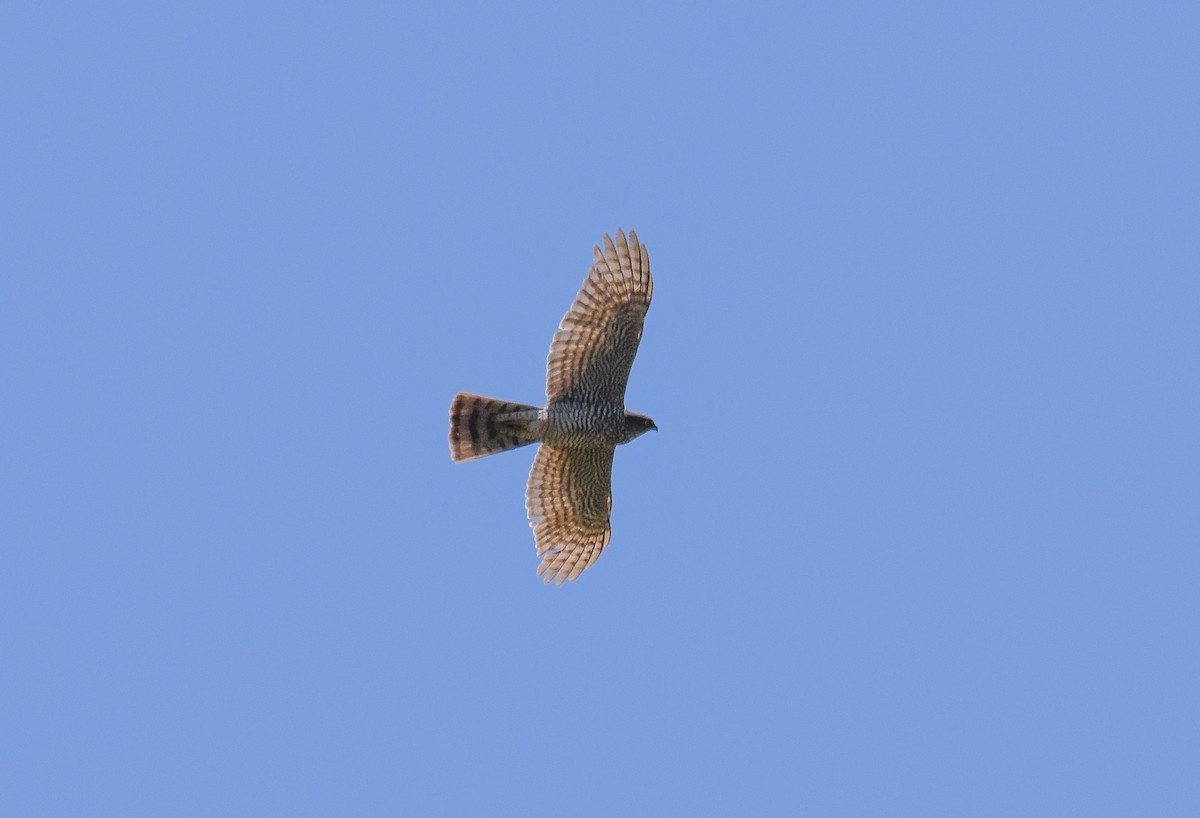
[449,393,539,462]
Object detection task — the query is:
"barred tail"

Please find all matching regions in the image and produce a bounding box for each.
[449,393,538,462]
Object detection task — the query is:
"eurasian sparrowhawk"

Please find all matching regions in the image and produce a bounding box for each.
[449,229,655,584]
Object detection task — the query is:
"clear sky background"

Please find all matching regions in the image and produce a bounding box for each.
[3,2,1198,815]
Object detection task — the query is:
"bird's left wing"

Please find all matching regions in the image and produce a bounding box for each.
[526,443,615,584]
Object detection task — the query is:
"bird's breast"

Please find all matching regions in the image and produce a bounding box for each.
[538,402,625,447]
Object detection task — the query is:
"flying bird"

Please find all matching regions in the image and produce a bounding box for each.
[449,229,656,584]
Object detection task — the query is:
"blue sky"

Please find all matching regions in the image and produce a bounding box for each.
[3,2,1198,815]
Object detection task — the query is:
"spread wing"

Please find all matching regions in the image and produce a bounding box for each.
[526,444,615,584]
[546,229,653,405]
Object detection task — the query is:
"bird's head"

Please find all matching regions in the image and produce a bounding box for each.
[621,411,657,443]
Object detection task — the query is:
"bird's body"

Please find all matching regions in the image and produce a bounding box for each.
[449,229,655,584]
[526,403,650,448]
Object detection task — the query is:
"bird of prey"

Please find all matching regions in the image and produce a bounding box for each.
[449,229,656,584]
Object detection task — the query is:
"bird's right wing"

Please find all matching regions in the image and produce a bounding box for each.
[545,229,653,405]
[526,443,615,584]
